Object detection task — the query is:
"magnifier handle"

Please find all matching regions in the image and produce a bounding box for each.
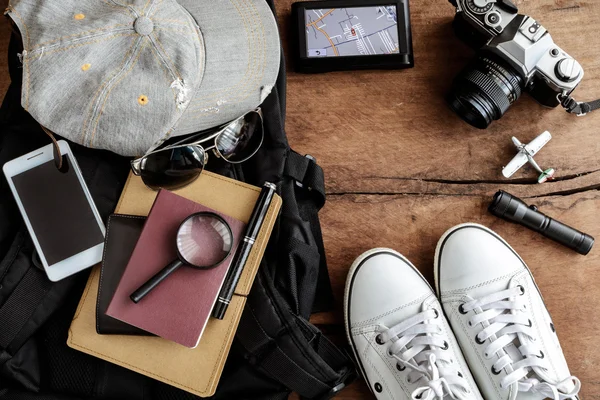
[130,259,184,303]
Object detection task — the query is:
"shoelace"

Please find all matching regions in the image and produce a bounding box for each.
[462,286,581,400]
[376,308,471,399]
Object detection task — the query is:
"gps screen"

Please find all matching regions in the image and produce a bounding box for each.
[305,6,399,58]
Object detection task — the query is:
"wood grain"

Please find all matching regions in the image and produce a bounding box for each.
[275,0,600,398]
[0,0,598,398]
[276,0,600,195]
[314,191,600,398]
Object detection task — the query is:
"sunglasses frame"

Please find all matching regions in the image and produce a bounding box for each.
[131,108,263,177]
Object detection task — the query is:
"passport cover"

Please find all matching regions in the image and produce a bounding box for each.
[96,214,150,336]
[106,190,245,348]
[67,171,281,397]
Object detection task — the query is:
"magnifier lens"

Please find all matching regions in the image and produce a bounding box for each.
[177,214,233,267]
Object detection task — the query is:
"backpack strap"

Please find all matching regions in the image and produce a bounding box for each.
[0,267,52,351]
[239,269,356,400]
[235,152,356,399]
[283,152,334,313]
[0,227,77,391]
[0,230,51,354]
[284,152,325,208]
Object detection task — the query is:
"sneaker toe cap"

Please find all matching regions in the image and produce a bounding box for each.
[436,224,526,294]
[347,249,433,326]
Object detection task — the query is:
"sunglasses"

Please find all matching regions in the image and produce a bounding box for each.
[131,108,263,190]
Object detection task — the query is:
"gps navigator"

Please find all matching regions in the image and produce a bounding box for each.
[292,0,413,73]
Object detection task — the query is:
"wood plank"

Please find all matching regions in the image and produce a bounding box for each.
[275,0,600,194]
[311,191,600,398]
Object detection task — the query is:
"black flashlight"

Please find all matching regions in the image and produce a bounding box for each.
[488,190,594,255]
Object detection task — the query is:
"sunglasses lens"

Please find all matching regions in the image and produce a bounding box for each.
[216,111,263,163]
[139,146,205,190]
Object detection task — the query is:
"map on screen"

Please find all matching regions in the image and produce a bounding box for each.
[305,6,399,58]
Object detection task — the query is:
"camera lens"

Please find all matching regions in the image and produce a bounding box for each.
[447,53,524,129]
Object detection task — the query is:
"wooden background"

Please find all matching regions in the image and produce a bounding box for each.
[1,0,599,398]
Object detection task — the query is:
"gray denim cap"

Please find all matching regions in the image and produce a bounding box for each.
[7,0,280,156]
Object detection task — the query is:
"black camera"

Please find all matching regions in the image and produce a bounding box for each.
[447,0,584,129]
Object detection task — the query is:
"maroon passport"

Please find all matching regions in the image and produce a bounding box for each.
[106,190,245,348]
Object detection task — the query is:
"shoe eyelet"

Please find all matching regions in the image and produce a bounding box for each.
[374,382,383,393]
[457,371,463,378]
[492,366,502,375]
[527,319,532,328]
[468,320,473,327]
[406,377,412,384]
[415,394,422,399]
[375,334,384,345]
[518,285,525,295]
[459,304,468,314]
[387,349,394,357]
[442,341,449,350]
[396,363,406,372]
[537,351,545,359]
[433,309,439,319]
[475,335,485,345]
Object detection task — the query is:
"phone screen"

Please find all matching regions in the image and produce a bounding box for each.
[11,157,104,266]
[305,6,399,58]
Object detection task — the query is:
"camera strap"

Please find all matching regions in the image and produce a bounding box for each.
[559,94,600,116]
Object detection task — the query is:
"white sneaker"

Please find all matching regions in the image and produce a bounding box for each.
[344,248,483,400]
[434,223,581,400]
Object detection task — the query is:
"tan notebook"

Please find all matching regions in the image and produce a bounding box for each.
[67,171,281,397]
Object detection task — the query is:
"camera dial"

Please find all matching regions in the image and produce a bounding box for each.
[485,11,502,28]
[556,58,582,83]
[466,0,494,14]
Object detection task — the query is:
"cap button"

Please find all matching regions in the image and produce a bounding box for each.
[134,16,154,36]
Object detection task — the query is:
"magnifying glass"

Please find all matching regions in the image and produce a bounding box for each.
[130,212,234,303]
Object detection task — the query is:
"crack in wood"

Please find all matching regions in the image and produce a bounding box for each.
[326,168,600,198]
[526,184,600,199]
[553,5,581,11]
[530,193,600,212]
[360,168,600,186]
[328,186,600,198]
[329,192,480,197]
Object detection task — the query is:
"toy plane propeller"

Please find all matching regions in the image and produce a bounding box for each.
[502,131,555,184]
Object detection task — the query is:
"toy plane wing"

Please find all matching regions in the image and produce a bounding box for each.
[502,152,528,178]
[524,131,552,157]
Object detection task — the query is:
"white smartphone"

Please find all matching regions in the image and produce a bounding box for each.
[2,140,105,281]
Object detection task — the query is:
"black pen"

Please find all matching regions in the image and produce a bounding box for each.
[212,182,277,319]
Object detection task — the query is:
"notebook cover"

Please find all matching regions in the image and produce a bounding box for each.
[106,190,245,348]
[96,214,150,336]
[67,171,281,397]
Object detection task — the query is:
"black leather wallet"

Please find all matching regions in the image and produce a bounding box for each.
[96,214,151,335]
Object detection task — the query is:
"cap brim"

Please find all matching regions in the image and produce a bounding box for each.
[173,0,280,136]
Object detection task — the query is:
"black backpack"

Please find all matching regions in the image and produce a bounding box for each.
[0,2,356,398]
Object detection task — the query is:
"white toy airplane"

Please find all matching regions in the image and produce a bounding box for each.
[502,131,556,184]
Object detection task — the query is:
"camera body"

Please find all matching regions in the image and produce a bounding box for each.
[448,0,584,128]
